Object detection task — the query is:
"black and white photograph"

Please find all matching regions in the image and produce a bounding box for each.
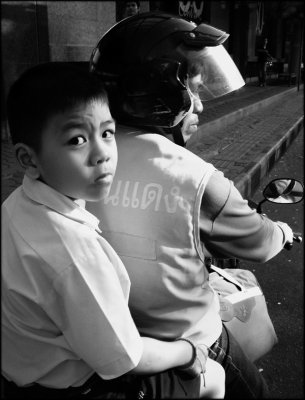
[1,1,304,399]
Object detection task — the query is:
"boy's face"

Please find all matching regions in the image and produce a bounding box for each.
[33,100,118,201]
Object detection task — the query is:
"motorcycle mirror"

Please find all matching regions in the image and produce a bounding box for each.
[263,178,304,204]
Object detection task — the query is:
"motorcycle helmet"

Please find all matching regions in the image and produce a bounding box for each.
[90,12,245,127]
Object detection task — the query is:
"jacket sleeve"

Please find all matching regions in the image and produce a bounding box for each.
[199,170,285,262]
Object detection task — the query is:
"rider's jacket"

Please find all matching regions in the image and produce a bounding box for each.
[87,127,222,345]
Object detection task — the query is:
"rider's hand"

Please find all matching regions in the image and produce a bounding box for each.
[175,338,208,377]
[276,221,294,245]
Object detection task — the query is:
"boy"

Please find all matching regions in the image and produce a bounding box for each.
[2,63,224,399]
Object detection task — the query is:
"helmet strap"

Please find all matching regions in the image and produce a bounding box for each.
[171,125,186,147]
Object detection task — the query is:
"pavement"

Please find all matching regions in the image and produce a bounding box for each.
[186,80,304,198]
[1,79,304,204]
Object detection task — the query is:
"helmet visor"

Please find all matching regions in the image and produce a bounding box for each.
[185,45,245,101]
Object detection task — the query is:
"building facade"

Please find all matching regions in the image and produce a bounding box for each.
[1,0,304,136]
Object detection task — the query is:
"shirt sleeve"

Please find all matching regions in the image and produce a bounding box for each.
[199,170,285,262]
[49,234,143,380]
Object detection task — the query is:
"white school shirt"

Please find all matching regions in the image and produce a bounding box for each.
[1,175,143,389]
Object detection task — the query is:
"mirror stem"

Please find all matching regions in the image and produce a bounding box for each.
[257,199,267,214]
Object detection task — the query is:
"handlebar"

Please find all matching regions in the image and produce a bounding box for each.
[284,232,303,250]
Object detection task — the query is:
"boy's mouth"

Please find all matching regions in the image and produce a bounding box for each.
[94,173,112,183]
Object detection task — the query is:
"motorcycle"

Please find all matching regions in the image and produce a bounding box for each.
[249,177,303,249]
[208,178,304,361]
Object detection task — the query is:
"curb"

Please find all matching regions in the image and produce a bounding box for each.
[235,115,304,199]
[194,85,303,140]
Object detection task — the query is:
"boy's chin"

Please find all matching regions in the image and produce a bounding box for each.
[85,188,112,202]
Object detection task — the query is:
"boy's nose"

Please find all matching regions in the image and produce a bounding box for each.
[90,141,110,165]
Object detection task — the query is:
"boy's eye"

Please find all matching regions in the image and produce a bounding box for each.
[102,130,115,139]
[68,136,86,145]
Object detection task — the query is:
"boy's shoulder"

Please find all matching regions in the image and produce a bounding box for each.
[2,184,107,281]
[3,178,97,254]
[2,185,23,217]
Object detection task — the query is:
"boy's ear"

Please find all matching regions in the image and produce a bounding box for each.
[14,143,40,180]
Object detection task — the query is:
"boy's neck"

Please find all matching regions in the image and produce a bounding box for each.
[37,176,84,206]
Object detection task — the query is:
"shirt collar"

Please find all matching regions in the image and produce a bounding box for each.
[22,175,102,233]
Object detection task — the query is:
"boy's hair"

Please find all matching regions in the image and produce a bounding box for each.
[7,62,109,152]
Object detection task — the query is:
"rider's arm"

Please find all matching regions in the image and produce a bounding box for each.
[199,170,290,262]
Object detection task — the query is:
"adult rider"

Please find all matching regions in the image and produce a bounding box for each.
[88,12,293,399]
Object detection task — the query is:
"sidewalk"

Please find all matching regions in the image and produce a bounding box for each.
[1,81,304,203]
[187,81,304,198]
